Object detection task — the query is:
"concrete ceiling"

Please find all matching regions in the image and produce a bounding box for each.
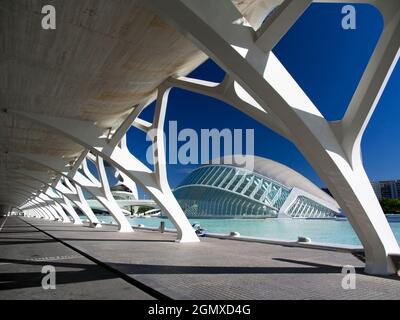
[0,0,279,207]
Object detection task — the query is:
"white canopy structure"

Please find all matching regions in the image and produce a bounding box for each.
[1,0,399,275]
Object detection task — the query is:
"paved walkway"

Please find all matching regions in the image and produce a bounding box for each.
[1,217,400,299]
[0,217,154,300]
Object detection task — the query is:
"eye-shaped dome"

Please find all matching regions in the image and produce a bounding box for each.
[212,155,338,207]
[175,155,340,219]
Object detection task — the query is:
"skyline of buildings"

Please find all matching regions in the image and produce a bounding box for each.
[322,179,400,201]
[371,180,400,200]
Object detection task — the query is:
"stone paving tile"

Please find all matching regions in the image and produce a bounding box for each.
[0,217,154,300]
[22,217,400,300]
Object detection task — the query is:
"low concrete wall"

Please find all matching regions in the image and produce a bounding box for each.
[98,222,364,254]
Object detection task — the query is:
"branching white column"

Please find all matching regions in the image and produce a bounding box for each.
[22,202,41,219]
[27,201,49,219]
[33,198,59,220]
[147,0,400,274]
[22,163,100,227]
[45,188,83,225]
[12,153,132,232]
[84,154,133,232]
[23,198,45,219]
[12,179,68,222]
[20,198,43,219]
[13,166,100,226]
[113,136,139,199]
[37,192,71,223]
[11,103,199,242]
[61,178,101,227]
[16,168,86,225]
[29,198,55,220]
[11,188,56,220]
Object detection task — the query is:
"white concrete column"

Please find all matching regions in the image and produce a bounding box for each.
[147,0,400,274]
[29,204,48,219]
[38,193,71,223]
[46,188,83,225]
[32,198,55,220]
[14,190,53,220]
[83,155,133,232]
[65,180,101,227]
[11,104,199,242]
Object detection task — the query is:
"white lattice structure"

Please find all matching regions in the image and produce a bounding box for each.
[1,0,399,275]
[143,0,400,275]
[174,156,340,218]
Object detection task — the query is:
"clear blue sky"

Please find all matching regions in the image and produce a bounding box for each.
[112,3,400,198]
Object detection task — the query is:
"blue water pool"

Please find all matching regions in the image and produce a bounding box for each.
[89,214,400,246]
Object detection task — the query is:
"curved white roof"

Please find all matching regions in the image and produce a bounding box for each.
[209,155,338,206]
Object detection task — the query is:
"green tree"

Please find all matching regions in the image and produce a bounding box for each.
[380,198,400,214]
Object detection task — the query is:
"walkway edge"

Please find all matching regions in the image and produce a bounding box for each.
[21,218,172,300]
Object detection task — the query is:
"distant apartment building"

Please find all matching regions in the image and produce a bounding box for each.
[371,180,400,200]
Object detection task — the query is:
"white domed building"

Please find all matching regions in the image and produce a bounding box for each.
[174,156,341,219]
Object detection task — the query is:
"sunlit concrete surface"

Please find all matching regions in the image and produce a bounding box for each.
[0,217,154,300]
[1,217,398,300]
